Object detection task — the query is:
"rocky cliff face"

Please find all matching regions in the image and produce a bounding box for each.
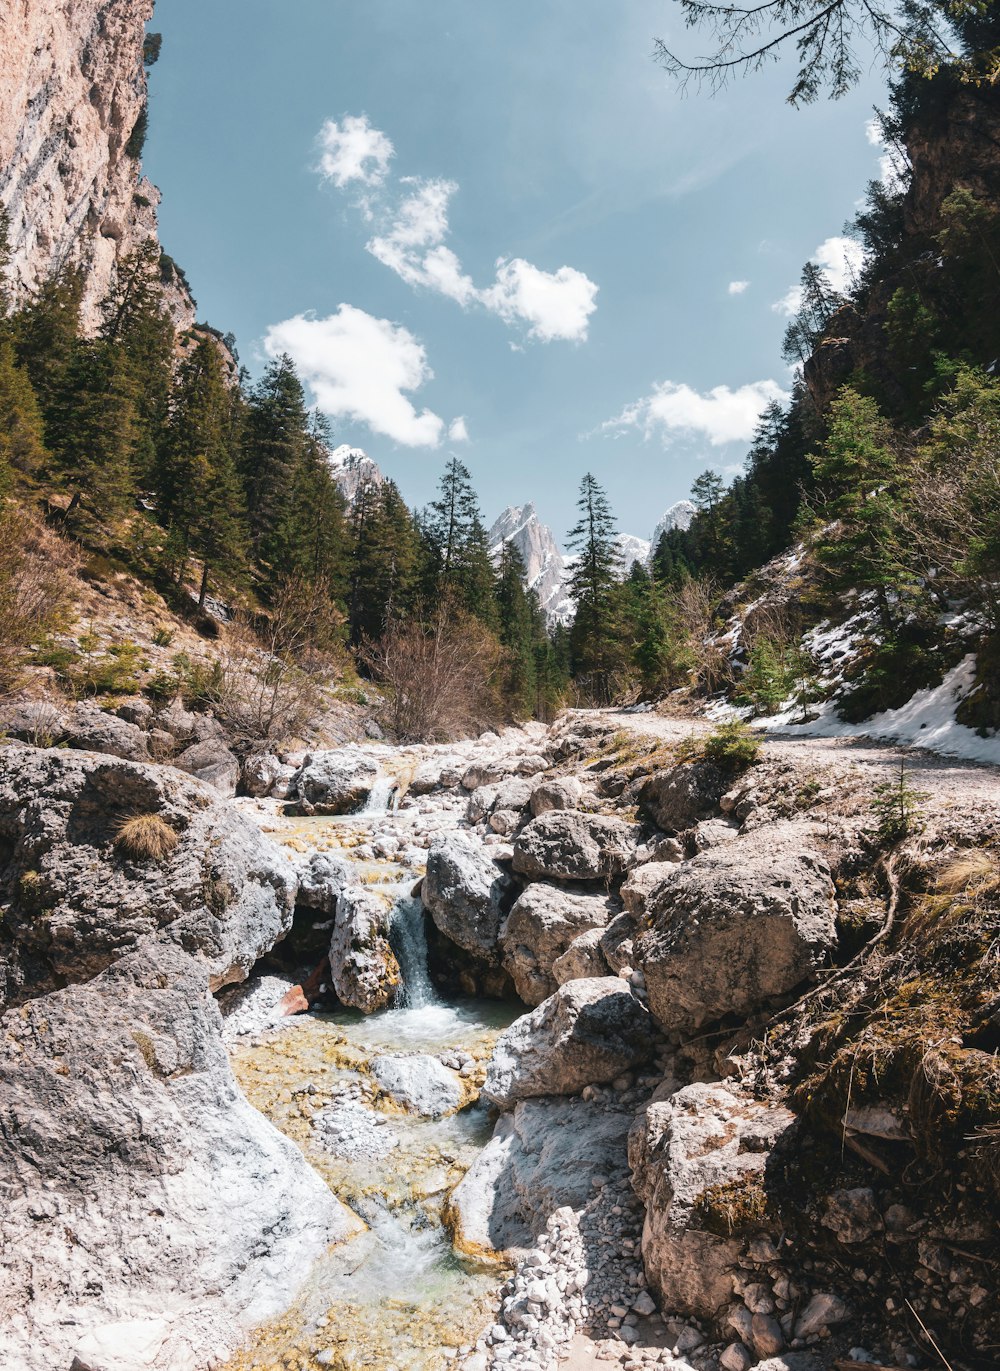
[489,502,573,623]
[0,0,194,332]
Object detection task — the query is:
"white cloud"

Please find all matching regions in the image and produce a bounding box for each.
[604,378,789,447]
[866,117,907,192]
[318,116,599,343]
[264,305,445,448]
[448,416,470,443]
[772,235,866,316]
[481,258,599,342]
[317,115,394,188]
[728,280,750,295]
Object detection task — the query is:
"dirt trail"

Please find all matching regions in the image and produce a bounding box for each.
[577,707,1000,835]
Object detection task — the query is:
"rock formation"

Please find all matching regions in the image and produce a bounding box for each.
[0,0,195,332]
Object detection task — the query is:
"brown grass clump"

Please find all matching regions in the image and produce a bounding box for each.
[114,813,179,862]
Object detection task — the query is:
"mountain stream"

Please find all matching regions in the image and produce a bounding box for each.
[220,774,519,1371]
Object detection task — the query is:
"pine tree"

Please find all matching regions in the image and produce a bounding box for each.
[425,457,497,622]
[495,540,539,717]
[566,473,623,703]
[99,240,175,487]
[0,339,47,479]
[241,354,311,567]
[809,386,909,630]
[781,261,846,366]
[161,337,248,605]
[349,479,420,644]
[13,267,85,424]
[44,339,137,520]
[271,419,350,600]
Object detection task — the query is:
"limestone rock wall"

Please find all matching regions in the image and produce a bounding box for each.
[0,0,194,332]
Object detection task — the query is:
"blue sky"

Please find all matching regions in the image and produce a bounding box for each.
[146,0,889,541]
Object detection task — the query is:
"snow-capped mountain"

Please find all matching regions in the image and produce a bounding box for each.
[327,445,385,505]
[488,503,574,624]
[647,500,696,565]
[616,533,652,574]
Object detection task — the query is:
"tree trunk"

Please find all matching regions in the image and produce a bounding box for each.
[198,563,210,609]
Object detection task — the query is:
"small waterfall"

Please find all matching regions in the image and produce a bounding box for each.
[388,894,437,1009]
[359,775,398,816]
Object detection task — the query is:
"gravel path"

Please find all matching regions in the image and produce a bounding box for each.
[588,708,1000,833]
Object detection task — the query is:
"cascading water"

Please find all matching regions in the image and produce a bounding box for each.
[359,774,399,816]
[389,893,437,1009]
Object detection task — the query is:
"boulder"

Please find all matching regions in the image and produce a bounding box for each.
[242,752,284,798]
[114,697,155,730]
[448,1096,632,1257]
[295,851,353,913]
[621,862,681,918]
[633,829,838,1032]
[291,750,379,815]
[0,745,296,1011]
[639,761,728,834]
[173,738,240,796]
[482,977,654,1109]
[64,703,150,762]
[0,698,67,746]
[154,700,225,744]
[371,1053,463,1117]
[552,928,611,985]
[529,775,583,816]
[601,912,639,973]
[423,832,516,960]
[329,887,400,1014]
[512,811,640,884]
[0,747,359,1371]
[500,884,615,1006]
[629,1082,795,1322]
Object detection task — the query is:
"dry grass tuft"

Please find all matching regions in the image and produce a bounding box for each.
[114,813,179,862]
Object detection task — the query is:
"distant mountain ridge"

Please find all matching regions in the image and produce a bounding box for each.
[326,445,386,504]
[487,498,698,625]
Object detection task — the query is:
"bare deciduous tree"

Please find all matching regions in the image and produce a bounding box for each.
[362,604,504,742]
[0,510,76,697]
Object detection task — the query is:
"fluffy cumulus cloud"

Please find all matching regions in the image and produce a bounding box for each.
[264,305,446,448]
[728,280,750,295]
[604,378,789,447]
[319,116,598,343]
[448,416,470,443]
[772,236,866,316]
[481,258,600,343]
[317,115,394,188]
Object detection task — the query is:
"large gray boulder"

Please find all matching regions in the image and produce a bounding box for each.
[529,775,583,817]
[423,832,516,959]
[0,745,296,1011]
[552,928,610,985]
[448,1096,632,1257]
[0,745,360,1371]
[633,829,838,1032]
[629,1082,795,1322]
[330,887,400,1013]
[482,977,655,1109]
[499,883,615,1006]
[173,737,240,796]
[291,749,379,815]
[64,702,150,762]
[0,698,67,746]
[639,761,728,834]
[512,811,640,884]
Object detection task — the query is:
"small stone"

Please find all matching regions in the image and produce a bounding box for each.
[719,1345,752,1371]
[751,1312,785,1357]
[632,1291,656,1316]
[795,1292,851,1339]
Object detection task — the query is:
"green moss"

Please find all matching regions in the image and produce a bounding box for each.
[696,1177,771,1237]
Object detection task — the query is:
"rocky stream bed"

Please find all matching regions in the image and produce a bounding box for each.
[2,710,999,1371]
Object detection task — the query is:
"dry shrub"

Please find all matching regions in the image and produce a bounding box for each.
[362,604,504,742]
[0,508,76,695]
[208,575,347,751]
[675,577,734,694]
[114,813,179,862]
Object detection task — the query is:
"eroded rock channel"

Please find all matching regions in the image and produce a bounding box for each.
[3,713,999,1371]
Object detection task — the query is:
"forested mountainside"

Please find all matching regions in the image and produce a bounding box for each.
[1,0,1000,756]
